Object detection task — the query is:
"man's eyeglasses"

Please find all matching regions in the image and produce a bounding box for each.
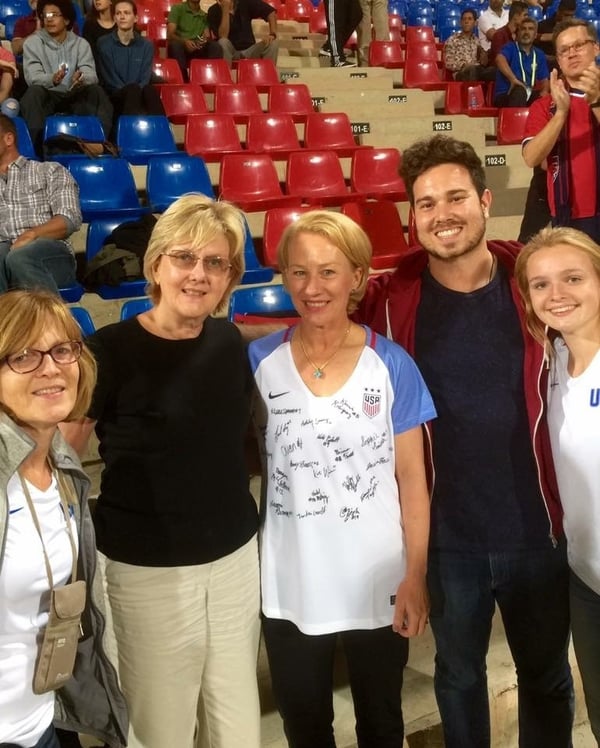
[556,38,594,58]
[42,11,63,17]
[162,251,232,275]
[3,341,82,374]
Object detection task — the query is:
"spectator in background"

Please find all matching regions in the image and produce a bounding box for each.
[0,114,81,295]
[97,0,164,131]
[207,0,278,66]
[20,0,113,155]
[11,0,40,57]
[0,47,18,108]
[444,8,495,81]
[537,0,576,68]
[321,0,362,67]
[489,0,529,67]
[82,0,116,66]
[356,0,389,67]
[494,18,549,106]
[523,18,600,242]
[478,0,508,52]
[167,0,223,81]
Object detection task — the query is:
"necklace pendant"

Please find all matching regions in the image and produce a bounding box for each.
[313,368,324,379]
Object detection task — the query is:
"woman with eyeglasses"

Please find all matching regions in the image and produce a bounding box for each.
[63,194,261,748]
[0,289,128,748]
[515,226,600,744]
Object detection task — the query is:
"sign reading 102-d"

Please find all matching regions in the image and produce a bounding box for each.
[485,154,507,167]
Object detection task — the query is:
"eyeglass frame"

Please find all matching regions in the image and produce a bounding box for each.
[161,250,233,275]
[2,341,83,374]
[555,38,596,58]
[42,10,63,17]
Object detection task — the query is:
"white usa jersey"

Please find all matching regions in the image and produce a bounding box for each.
[249,326,436,634]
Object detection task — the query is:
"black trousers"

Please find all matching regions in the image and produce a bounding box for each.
[323,0,362,64]
[262,616,408,748]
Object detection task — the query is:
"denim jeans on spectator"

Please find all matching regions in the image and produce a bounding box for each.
[570,570,600,742]
[0,239,77,295]
[427,542,573,748]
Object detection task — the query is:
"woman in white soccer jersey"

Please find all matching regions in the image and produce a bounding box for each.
[516,226,600,744]
[249,210,436,748]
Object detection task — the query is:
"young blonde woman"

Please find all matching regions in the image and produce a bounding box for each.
[516,225,600,744]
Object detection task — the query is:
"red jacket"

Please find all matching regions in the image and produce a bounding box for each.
[356,240,563,541]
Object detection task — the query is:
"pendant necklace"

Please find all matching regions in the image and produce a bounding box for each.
[298,325,351,379]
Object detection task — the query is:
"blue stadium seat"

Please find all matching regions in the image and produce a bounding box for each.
[146,154,215,212]
[86,218,148,300]
[240,215,274,285]
[116,115,179,165]
[0,0,29,23]
[67,158,146,221]
[59,284,85,303]
[120,297,152,320]
[228,284,297,322]
[14,117,37,160]
[69,306,96,336]
[43,115,107,164]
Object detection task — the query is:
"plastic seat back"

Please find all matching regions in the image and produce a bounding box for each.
[403,58,445,89]
[405,40,439,62]
[14,116,37,160]
[368,40,405,68]
[444,81,465,114]
[268,84,314,121]
[342,200,410,270]
[246,113,301,157]
[44,114,106,142]
[228,284,297,324]
[304,112,363,156]
[146,154,215,212]
[497,107,530,145]
[236,58,280,92]
[184,113,242,161]
[308,3,327,34]
[219,153,301,211]
[351,147,407,202]
[86,218,148,299]
[405,25,436,44]
[159,83,208,124]
[120,297,152,320]
[285,0,313,21]
[152,57,184,84]
[69,306,96,337]
[263,206,318,270]
[116,115,178,165]
[213,84,263,123]
[239,214,274,284]
[68,158,144,220]
[188,58,233,91]
[286,150,357,206]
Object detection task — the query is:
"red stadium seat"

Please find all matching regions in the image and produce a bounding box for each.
[262,206,320,270]
[220,153,302,211]
[286,150,360,206]
[268,84,315,121]
[342,200,410,269]
[159,84,208,124]
[213,83,263,123]
[304,112,366,157]
[497,107,530,145]
[403,58,446,90]
[405,25,436,44]
[188,58,233,92]
[351,147,407,202]
[184,114,243,161]
[236,58,280,92]
[368,40,404,68]
[152,57,183,84]
[246,113,302,157]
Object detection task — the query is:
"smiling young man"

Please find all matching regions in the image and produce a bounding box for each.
[523,18,600,242]
[356,134,574,748]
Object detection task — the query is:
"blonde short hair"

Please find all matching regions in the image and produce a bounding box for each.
[144,194,247,313]
[515,225,600,350]
[0,290,97,420]
[277,210,372,313]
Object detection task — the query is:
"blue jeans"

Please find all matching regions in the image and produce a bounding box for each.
[570,570,600,742]
[0,724,61,748]
[262,617,408,748]
[0,239,77,295]
[427,543,573,748]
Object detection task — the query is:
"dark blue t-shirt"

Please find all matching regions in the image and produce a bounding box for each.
[415,265,549,551]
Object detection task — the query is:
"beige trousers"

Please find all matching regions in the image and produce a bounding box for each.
[102,536,261,748]
[357,0,390,64]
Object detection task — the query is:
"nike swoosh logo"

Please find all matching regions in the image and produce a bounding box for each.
[268,391,290,399]
[9,507,24,514]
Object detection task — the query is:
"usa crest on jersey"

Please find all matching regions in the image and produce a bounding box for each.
[362,389,381,418]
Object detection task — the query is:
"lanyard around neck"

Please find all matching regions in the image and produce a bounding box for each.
[516,41,537,87]
[19,466,78,589]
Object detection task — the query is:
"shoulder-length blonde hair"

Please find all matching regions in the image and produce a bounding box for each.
[515,225,600,351]
[143,194,246,313]
[0,290,97,420]
[277,210,372,313]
